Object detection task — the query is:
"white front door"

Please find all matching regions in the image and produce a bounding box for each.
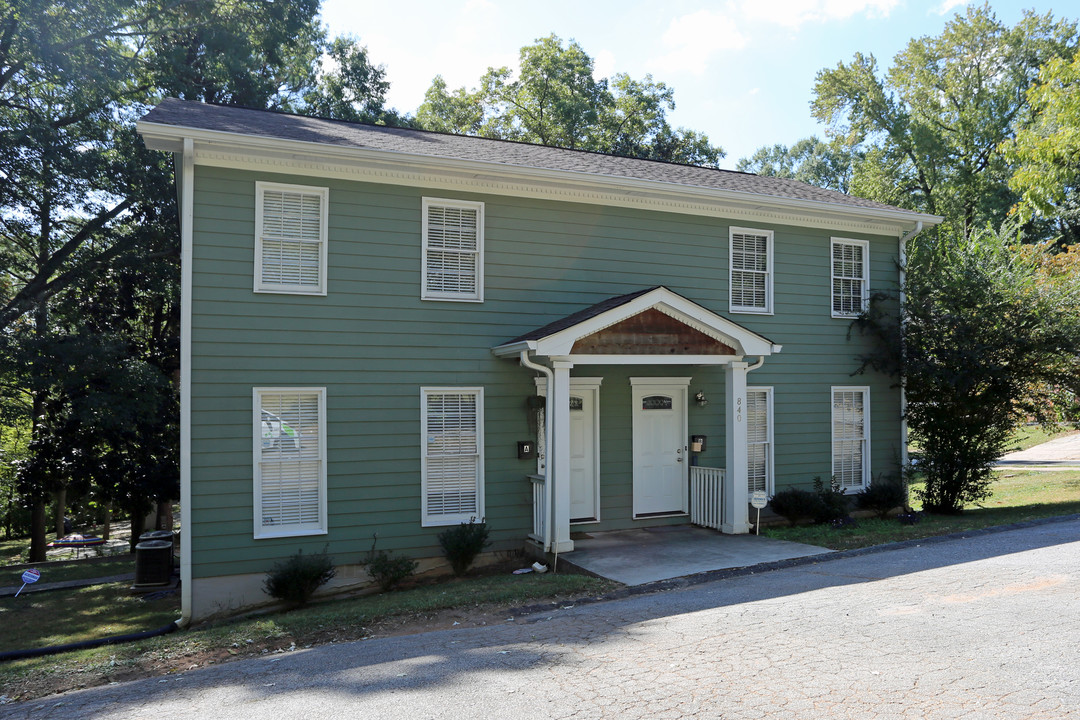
[569,390,598,521]
[632,381,689,517]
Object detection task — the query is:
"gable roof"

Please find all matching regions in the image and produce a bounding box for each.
[492,286,779,361]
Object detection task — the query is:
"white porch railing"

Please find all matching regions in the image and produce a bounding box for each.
[528,474,546,543]
[690,466,726,531]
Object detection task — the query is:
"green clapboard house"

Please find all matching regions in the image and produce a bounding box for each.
[137,99,941,620]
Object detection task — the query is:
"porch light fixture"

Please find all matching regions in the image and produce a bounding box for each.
[694,391,708,407]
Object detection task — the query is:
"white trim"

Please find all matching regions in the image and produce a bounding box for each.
[534,377,602,523]
[179,139,194,623]
[729,226,774,315]
[253,387,328,539]
[421,197,485,302]
[746,386,775,496]
[831,386,871,491]
[136,121,942,237]
[420,386,485,526]
[830,237,870,318]
[254,181,329,295]
[630,376,693,387]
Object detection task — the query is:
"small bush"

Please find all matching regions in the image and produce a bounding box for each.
[438,519,491,576]
[768,488,822,526]
[812,476,850,524]
[363,550,418,591]
[856,476,907,519]
[263,547,336,608]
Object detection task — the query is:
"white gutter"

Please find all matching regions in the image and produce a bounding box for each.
[897,221,924,472]
[519,351,553,552]
[176,138,194,629]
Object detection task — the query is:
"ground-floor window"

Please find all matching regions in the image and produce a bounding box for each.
[421,387,484,526]
[832,386,870,491]
[747,387,773,495]
[254,387,327,538]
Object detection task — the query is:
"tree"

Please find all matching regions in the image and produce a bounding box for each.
[812,4,1077,237]
[417,34,724,167]
[736,137,860,193]
[1005,54,1080,246]
[852,223,1080,514]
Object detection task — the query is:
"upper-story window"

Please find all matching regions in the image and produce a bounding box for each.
[422,198,484,302]
[831,238,869,318]
[254,182,329,295]
[729,227,773,314]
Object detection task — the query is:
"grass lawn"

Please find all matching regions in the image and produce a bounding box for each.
[0,569,615,701]
[1,557,135,587]
[763,468,1080,551]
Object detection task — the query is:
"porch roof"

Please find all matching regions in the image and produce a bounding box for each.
[492,286,781,362]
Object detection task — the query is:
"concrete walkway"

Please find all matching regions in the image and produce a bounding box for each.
[997,431,1080,470]
[560,524,831,585]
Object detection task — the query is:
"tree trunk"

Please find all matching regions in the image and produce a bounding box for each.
[54,486,66,537]
[102,500,112,541]
[29,499,47,562]
[129,511,146,553]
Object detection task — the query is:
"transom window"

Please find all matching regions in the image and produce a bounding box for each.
[254,182,328,295]
[730,227,773,314]
[253,388,327,538]
[831,238,869,317]
[832,387,870,491]
[747,387,773,495]
[421,387,484,525]
[422,198,484,302]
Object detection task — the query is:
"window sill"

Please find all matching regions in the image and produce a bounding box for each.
[254,528,328,540]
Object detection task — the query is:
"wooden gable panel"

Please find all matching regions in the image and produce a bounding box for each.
[571,308,737,355]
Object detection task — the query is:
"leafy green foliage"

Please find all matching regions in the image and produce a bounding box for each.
[362,550,418,592]
[853,222,1080,513]
[438,519,491,576]
[417,34,723,166]
[811,4,1077,237]
[736,136,860,193]
[855,476,908,519]
[263,548,336,608]
[812,476,851,525]
[767,488,821,527]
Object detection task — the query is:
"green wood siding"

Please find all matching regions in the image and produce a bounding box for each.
[188,165,902,578]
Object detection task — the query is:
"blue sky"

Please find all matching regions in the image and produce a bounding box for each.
[321,0,1071,169]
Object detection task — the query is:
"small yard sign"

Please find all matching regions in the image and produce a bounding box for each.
[15,568,40,597]
[750,491,768,536]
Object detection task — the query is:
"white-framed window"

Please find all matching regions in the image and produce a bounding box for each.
[422,198,484,302]
[831,238,869,318]
[729,227,773,314]
[254,182,329,295]
[747,387,774,496]
[832,386,870,491]
[421,387,484,526]
[253,387,327,538]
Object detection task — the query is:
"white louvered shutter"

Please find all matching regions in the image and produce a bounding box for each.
[746,390,770,494]
[424,202,481,299]
[832,389,867,490]
[423,390,481,521]
[258,390,323,531]
[259,188,324,290]
[731,231,770,311]
[832,241,867,316]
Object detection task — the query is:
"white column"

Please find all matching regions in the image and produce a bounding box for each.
[723,361,751,534]
[550,359,575,553]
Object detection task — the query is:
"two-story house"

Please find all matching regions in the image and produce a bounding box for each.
[137,98,940,620]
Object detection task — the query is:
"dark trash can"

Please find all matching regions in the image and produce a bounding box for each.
[134,540,174,587]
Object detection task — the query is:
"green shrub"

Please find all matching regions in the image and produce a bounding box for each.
[812,476,851,524]
[438,519,490,576]
[856,476,907,519]
[263,547,336,608]
[768,488,822,526]
[363,549,418,591]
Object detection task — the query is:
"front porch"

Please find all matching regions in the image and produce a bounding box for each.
[559,525,832,586]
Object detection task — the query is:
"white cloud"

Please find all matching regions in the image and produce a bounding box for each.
[738,0,899,28]
[652,10,749,76]
[934,0,970,16]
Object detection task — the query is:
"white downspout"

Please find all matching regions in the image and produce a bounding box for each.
[898,221,923,471]
[175,138,194,629]
[519,351,553,552]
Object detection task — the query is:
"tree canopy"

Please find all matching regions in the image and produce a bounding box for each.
[735,137,859,193]
[416,34,724,167]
